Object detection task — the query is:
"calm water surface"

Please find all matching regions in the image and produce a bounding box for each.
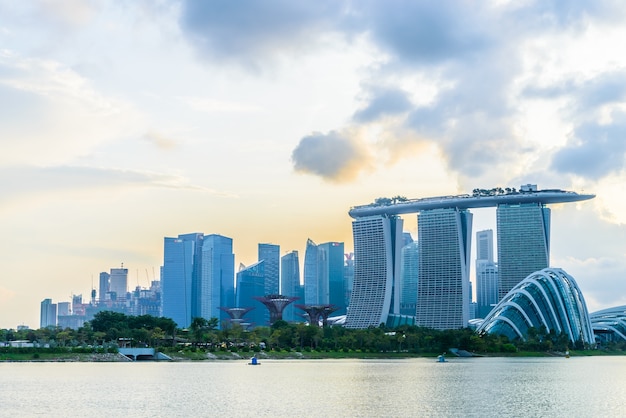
[1,356,626,417]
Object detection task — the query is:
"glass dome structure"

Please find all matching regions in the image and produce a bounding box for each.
[589,306,626,343]
[477,268,595,345]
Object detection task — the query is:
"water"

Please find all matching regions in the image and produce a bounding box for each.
[1,356,626,417]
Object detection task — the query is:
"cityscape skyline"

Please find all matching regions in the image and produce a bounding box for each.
[3,2,626,329]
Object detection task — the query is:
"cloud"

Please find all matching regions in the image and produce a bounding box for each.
[0,53,137,165]
[291,130,373,182]
[178,0,347,69]
[0,165,235,207]
[142,131,179,150]
[353,86,413,123]
[551,114,626,179]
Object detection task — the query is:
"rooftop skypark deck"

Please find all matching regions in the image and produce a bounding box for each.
[348,184,595,218]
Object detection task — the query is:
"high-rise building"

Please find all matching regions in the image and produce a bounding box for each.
[258,243,280,295]
[303,238,319,305]
[343,253,354,309]
[318,242,346,315]
[476,260,499,318]
[40,298,57,328]
[400,240,419,316]
[57,302,71,316]
[201,234,235,324]
[476,229,494,262]
[98,272,109,302]
[162,234,198,328]
[346,215,404,328]
[475,229,499,318]
[109,267,128,301]
[415,208,472,330]
[497,203,550,299]
[303,240,346,314]
[236,261,266,326]
[281,250,303,323]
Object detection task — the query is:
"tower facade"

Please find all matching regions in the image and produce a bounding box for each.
[40,298,57,328]
[303,239,319,305]
[201,234,235,323]
[415,208,472,330]
[280,250,303,322]
[497,203,550,299]
[236,261,266,326]
[345,215,404,328]
[98,272,109,303]
[258,243,280,295]
[162,235,198,328]
[400,240,419,316]
[318,242,346,315]
[475,229,498,318]
[109,267,128,301]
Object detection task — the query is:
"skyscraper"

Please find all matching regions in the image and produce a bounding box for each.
[109,267,128,301]
[258,243,280,295]
[162,235,198,328]
[40,298,57,328]
[281,250,303,323]
[201,234,235,323]
[318,242,346,314]
[475,229,499,318]
[400,240,419,316]
[303,238,319,305]
[346,215,404,328]
[497,203,550,299]
[98,272,109,302]
[415,208,472,330]
[236,261,266,326]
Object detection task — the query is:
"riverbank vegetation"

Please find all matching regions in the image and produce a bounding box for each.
[2,312,624,361]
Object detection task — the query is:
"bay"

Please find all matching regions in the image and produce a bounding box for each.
[1,357,625,417]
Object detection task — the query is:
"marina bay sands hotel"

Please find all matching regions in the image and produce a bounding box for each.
[345,184,594,330]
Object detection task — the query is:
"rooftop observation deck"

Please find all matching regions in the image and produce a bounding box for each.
[348,185,595,219]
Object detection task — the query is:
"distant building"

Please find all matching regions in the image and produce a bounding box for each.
[57,302,71,316]
[258,243,280,295]
[400,240,419,316]
[318,242,346,315]
[346,215,403,328]
[202,234,235,324]
[303,238,319,306]
[415,208,472,330]
[280,250,303,323]
[497,203,550,299]
[40,298,57,328]
[236,261,266,326]
[109,267,129,301]
[475,229,499,318]
[162,234,198,328]
[98,272,110,303]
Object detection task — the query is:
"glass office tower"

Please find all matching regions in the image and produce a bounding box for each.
[475,229,499,318]
[281,250,303,322]
[258,243,280,295]
[497,203,550,299]
[236,261,266,327]
[400,240,419,316]
[415,208,472,330]
[162,235,198,328]
[201,234,235,324]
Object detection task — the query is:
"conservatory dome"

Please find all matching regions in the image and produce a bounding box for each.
[589,305,626,343]
[477,267,594,345]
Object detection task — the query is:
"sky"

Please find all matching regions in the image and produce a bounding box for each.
[2,0,626,329]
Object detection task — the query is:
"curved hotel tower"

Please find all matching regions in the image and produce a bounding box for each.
[346,185,594,330]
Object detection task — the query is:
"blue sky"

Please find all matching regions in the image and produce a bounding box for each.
[2,0,626,328]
